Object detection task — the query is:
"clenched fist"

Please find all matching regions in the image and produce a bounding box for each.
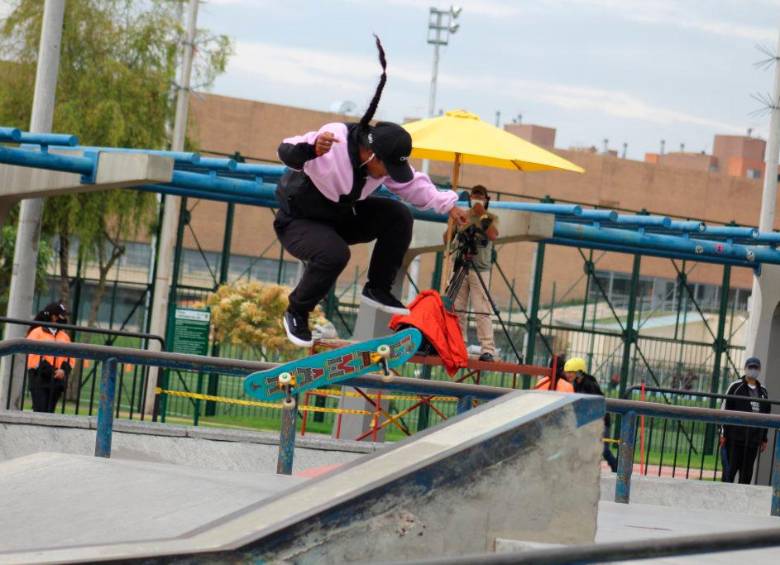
[315,132,340,156]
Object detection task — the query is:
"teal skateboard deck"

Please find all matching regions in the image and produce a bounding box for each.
[244,328,422,403]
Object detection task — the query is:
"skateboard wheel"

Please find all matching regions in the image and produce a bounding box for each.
[283,397,296,409]
[279,372,293,386]
[377,344,391,358]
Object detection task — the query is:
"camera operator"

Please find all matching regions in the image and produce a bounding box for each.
[445,185,499,362]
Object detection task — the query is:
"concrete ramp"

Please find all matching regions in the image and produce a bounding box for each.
[0,391,604,564]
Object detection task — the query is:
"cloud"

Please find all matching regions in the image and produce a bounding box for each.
[500,78,744,132]
[229,40,434,92]
[345,0,524,19]
[224,40,743,133]
[546,0,776,42]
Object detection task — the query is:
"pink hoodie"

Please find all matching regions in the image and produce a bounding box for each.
[282,123,457,214]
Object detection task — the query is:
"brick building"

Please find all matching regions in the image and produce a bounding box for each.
[177,93,774,314]
[53,92,773,329]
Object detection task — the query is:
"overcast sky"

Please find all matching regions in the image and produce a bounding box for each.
[1,1,777,159]
[198,0,780,160]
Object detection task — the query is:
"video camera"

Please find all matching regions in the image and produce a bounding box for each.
[453,214,493,264]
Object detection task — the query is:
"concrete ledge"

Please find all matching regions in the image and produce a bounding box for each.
[0,411,92,429]
[0,151,173,200]
[112,419,188,437]
[0,411,379,475]
[600,474,772,516]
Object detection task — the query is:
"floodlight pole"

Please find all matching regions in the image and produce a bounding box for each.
[143,0,199,417]
[1,0,66,410]
[407,6,461,303]
[748,30,780,360]
[758,33,780,235]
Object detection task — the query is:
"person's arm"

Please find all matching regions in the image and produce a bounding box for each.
[277,124,343,170]
[720,382,738,441]
[385,172,467,224]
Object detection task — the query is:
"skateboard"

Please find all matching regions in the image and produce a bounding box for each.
[243,328,422,407]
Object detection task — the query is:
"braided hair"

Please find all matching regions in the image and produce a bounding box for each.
[358,34,387,138]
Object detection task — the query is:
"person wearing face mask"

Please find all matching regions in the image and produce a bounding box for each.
[274,36,467,347]
[25,302,73,412]
[720,357,770,484]
[446,185,499,362]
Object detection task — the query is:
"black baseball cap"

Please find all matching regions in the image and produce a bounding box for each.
[368,122,414,183]
[44,302,67,316]
[744,356,761,369]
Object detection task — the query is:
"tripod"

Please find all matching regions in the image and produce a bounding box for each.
[444,251,524,365]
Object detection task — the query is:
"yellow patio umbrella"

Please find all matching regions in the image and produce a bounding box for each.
[402,109,585,286]
[403,109,584,175]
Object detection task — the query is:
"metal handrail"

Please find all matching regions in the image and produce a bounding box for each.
[1,338,778,512]
[623,384,780,407]
[389,527,780,564]
[0,317,165,347]
[0,339,507,399]
[607,397,780,427]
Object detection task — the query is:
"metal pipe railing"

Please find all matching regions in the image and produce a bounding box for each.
[622,384,780,407]
[1,338,778,511]
[392,526,780,564]
[0,317,165,348]
[0,339,504,473]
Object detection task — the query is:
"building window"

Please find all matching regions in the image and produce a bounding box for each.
[588,269,748,313]
[120,242,152,270]
[747,169,761,179]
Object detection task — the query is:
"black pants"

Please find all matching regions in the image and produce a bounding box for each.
[603,426,618,472]
[274,197,413,314]
[722,442,759,484]
[28,369,64,413]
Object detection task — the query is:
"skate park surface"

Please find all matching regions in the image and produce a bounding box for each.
[0,390,777,564]
[0,390,604,563]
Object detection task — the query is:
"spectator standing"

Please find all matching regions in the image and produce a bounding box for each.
[720,357,770,484]
[448,185,499,362]
[25,302,73,413]
[535,356,574,392]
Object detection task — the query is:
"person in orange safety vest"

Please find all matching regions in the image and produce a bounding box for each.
[25,302,73,412]
[534,356,575,392]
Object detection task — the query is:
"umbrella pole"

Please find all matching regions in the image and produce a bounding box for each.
[442,154,462,295]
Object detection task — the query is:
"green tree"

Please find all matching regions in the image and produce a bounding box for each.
[0,0,232,324]
[0,206,54,316]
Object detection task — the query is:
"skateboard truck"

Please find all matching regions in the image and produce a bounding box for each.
[278,372,297,409]
[370,344,393,383]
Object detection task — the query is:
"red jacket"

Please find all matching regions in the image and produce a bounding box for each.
[389,290,468,376]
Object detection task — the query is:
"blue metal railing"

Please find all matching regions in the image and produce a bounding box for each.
[0,339,502,474]
[1,338,779,515]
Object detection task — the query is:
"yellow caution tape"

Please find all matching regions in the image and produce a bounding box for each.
[155,388,371,416]
[304,388,458,403]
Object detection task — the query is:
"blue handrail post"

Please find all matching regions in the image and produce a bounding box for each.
[95,357,118,458]
[457,395,474,414]
[277,397,298,475]
[772,431,780,517]
[615,410,638,504]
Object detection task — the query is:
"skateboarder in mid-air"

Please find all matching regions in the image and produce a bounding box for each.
[274,36,468,347]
